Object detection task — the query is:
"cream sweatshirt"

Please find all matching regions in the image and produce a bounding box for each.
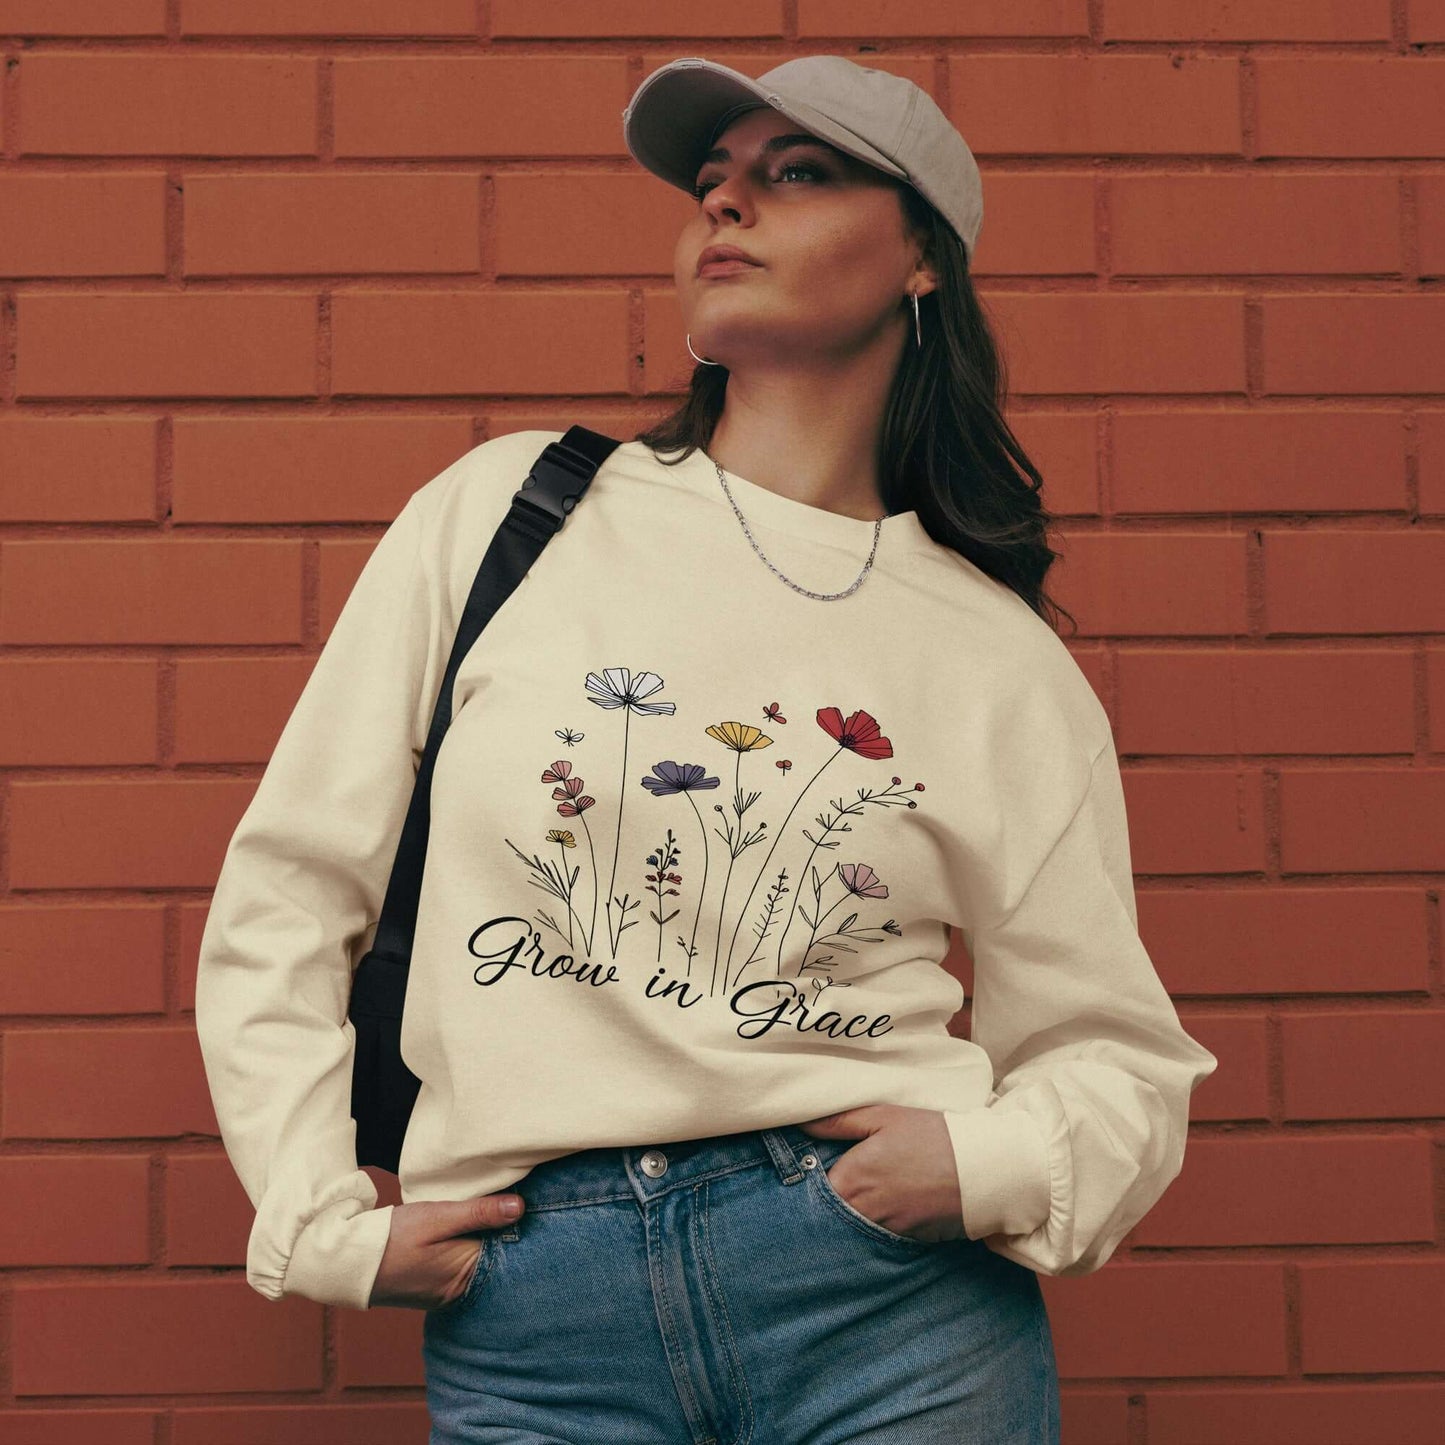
[194,428,1218,1310]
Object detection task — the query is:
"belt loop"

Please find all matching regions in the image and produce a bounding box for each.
[761,1127,807,1185]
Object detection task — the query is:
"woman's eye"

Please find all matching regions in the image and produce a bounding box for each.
[692,162,823,201]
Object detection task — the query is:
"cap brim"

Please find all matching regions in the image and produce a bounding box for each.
[622,59,775,196]
[622,57,910,199]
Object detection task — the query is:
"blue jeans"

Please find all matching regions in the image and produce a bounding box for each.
[422,1122,1060,1444]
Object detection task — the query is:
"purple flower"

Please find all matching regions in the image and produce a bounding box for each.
[642,760,721,797]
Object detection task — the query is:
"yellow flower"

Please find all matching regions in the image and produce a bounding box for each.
[706,721,773,753]
[546,829,577,848]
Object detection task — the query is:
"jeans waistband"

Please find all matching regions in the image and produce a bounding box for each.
[504,1124,833,1212]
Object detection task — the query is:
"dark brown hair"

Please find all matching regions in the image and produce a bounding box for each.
[633,184,1077,635]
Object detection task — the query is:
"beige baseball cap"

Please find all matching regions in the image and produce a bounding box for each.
[622,54,983,260]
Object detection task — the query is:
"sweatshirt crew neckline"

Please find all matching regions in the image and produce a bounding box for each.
[651,441,937,557]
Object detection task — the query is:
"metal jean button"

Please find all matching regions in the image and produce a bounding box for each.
[640,1149,669,1177]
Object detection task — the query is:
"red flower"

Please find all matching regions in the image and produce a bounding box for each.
[815,706,893,761]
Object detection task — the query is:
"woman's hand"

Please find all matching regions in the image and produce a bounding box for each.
[367,1191,526,1310]
[797,1104,968,1244]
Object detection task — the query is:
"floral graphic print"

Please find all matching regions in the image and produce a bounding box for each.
[499,667,925,1034]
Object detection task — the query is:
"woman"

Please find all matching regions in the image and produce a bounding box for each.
[195,55,1217,1444]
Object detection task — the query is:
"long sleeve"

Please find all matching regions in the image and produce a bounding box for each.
[941,733,1217,1277]
[194,471,456,1309]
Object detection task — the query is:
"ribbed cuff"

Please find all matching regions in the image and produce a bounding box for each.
[257,1197,394,1310]
[943,1105,1053,1240]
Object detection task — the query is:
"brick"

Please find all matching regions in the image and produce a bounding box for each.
[1429,646,1445,750]
[1148,1385,1445,1445]
[12,1280,324,1396]
[0,1155,151,1265]
[1281,1010,1445,1119]
[173,655,316,763]
[0,658,160,765]
[1111,174,1401,277]
[0,416,158,522]
[1052,532,1249,637]
[1012,410,1100,516]
[499,0,783,36]
[173,1402,429,1445]
[0,537,303,644]
[1421,409,1445,515]
[7,778,255,890]
[1,0,165,35]
[330,289,629,396]
[505,406,661,445]
[1056,1391,1128,1445]
[1043,1262,1287,1378]
[166,1152,252,1267]
[1129,1135,1435,1246]
[1262,296,1445,395]
[1409,0,1445,42]
[1113,409,1404,515]
[336,1303,427,1388]
[0,172,166,278]
[1123,767,1268,875]
[2,1026,214,1140]
[0,1413,157,1445]
[1104,0,1392,40]
[1114,646,1414,756]
[1263,530,1445,633]
[181,0,477,35]
[172,414,474,522]
[18,54,318,157]
[1180,1013,1269,1121]
[1298,1260,1445,1374]
[1280,768,1445,873]
[0,904,167,1016]
[16,292,317,399]
[797,0,1089,37]
[334,55,629,158]
[985,294,1248,395]
[974,172,1098,277]
[949,55,1242,157]
[496,171,687,278]
[1415,175,1445,278]
[184,171,481,277]
[1136,887,1429,996]
[1256,58,1445,158]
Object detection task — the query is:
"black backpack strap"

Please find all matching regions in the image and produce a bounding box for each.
[364,425,621,988]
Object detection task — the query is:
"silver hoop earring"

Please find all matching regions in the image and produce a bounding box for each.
[911,290,922,347]
[687,332,722,366]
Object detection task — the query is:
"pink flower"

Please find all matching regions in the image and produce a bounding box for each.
[839,862,889,899]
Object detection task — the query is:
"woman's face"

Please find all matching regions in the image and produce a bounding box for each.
[675,106,930,368]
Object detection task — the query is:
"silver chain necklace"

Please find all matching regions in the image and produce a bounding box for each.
[710,455,883,601]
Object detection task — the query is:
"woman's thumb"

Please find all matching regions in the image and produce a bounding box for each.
[475,1190,525,1226]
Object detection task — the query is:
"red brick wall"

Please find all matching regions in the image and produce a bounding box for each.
[2,4,1442,1442]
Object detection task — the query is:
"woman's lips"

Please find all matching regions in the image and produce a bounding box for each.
[698,259,762,278]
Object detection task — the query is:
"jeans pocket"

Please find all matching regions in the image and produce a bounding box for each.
[800,1140,935,1252]
[427,1232,494,1317]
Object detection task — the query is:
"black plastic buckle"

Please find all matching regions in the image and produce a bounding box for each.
[512,441,594,531]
